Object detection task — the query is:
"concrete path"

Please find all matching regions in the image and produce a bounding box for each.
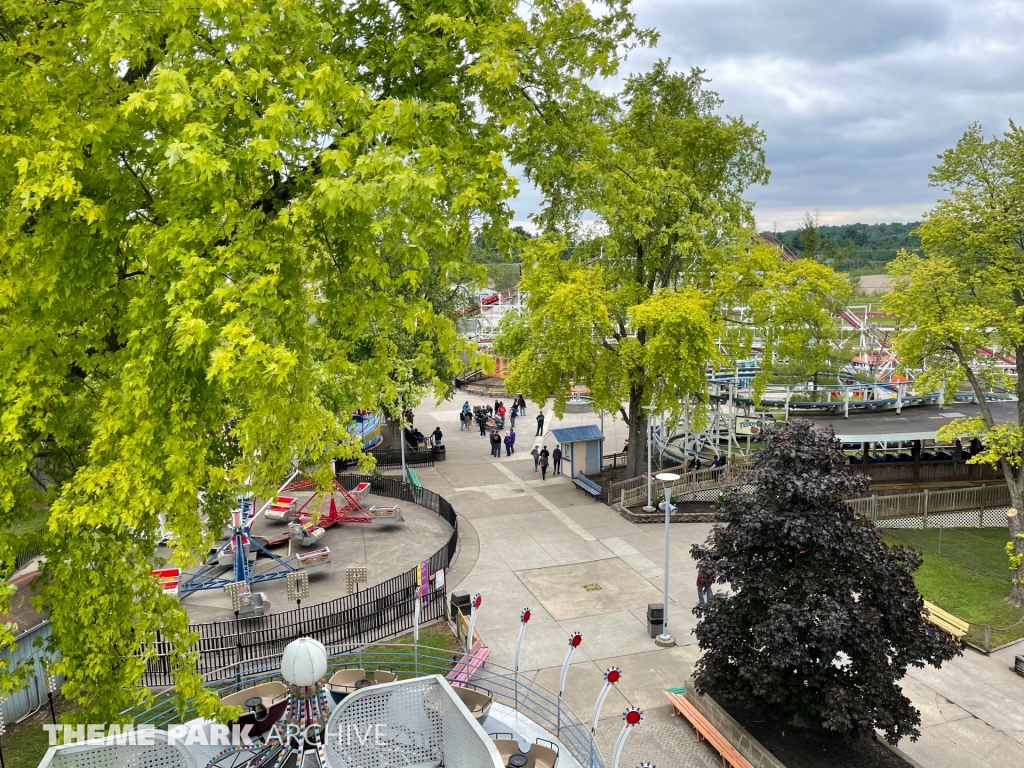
[415,396,1024,768]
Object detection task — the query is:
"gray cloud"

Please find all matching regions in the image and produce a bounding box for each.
[511,0,1024,230]
[650,0,950,63]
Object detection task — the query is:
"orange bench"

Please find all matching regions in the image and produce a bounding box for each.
[664,691,753,768]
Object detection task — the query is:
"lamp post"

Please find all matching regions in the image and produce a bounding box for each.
[400,409,407,481]
[643,404,657,512]
[286,570,309,639]
[224,581,246,683]
[0,696,7,768]
[654,472,679,648]
[43,659,57,724]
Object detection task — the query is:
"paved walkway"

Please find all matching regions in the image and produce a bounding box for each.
[414,396,1024,768]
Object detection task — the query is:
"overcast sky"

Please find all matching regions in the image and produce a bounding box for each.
[511,0,1024,231]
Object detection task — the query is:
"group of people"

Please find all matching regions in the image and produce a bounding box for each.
[687,454,728,472]
[528,443,562,480]
[488,424,517,458]
[456,397,563,478]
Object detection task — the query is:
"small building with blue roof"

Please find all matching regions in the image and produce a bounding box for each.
[549,425,605,479]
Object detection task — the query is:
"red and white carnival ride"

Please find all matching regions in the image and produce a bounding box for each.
[259,475,404,572]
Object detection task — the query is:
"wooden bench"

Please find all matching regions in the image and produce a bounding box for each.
[664,691,753,768]
[923,600,969,643]
[446,640,491,685]
[572,473,602,501]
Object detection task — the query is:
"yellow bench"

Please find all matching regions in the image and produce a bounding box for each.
[923,600,969,642]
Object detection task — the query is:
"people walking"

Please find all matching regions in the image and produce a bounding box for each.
[490,429,502,458]
[539,450,549,480]
[535,411,544,436]
[432,427,443,446]
[531,445,540,472]
[696,564,715,606]
[510,403,518,428]
[552,444,562,475]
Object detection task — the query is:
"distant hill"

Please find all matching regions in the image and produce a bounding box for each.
[771,222,921,275]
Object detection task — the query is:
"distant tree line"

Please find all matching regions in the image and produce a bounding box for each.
[469,225,531,294]
[774,218,921,274]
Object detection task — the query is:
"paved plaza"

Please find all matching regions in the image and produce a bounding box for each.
[414,395,1024,768]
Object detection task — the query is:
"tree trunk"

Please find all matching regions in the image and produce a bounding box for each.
[951,341,1024,606]
[1007,507,1024,608]
[625,386,649,479]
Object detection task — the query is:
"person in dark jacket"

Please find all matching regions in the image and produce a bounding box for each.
[552,445,562,475]
[432,427,443,446]
[478,412,487,436]
[697,563,715,605]
[517,394,526,414]
[535,412,545,436]
[539,450,549,480]
[490,429,502,458]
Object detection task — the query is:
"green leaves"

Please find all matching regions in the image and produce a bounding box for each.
[691,421,960,743]
[886,123,1024,604]
[884,122,1024,503]
[499,63,845,475]
[0,0,645,720]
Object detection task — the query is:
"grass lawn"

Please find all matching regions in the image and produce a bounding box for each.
[1,698,81,768]
[347,624,463,678]
[2,505,48,541]
[884,527,1011,579]
[882,528,1024,647]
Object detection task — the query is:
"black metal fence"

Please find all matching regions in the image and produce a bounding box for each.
[14,545,42,571]
[337,446,436,471]
[143,476,458,686]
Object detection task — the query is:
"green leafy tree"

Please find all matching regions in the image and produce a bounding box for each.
[691,420,960,743]
[0,0,647,719]
[497,65,848,476]
[796,211,852,271]
[884,122,1024,605]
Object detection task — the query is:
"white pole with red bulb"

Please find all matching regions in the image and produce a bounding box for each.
[557,632,582,737]
[612,707,644,768]
[514,608,531,710]
[591,667,622,732]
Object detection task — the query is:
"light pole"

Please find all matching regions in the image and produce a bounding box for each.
[399,409,407,481]
[654,472,679,647]
[43,659,57,724]
[643,404,657,512]
[286,570,309,638]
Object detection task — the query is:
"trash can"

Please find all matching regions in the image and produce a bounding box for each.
[434,444,446,461]
[647,603,664,638]
[450,590,471,622]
